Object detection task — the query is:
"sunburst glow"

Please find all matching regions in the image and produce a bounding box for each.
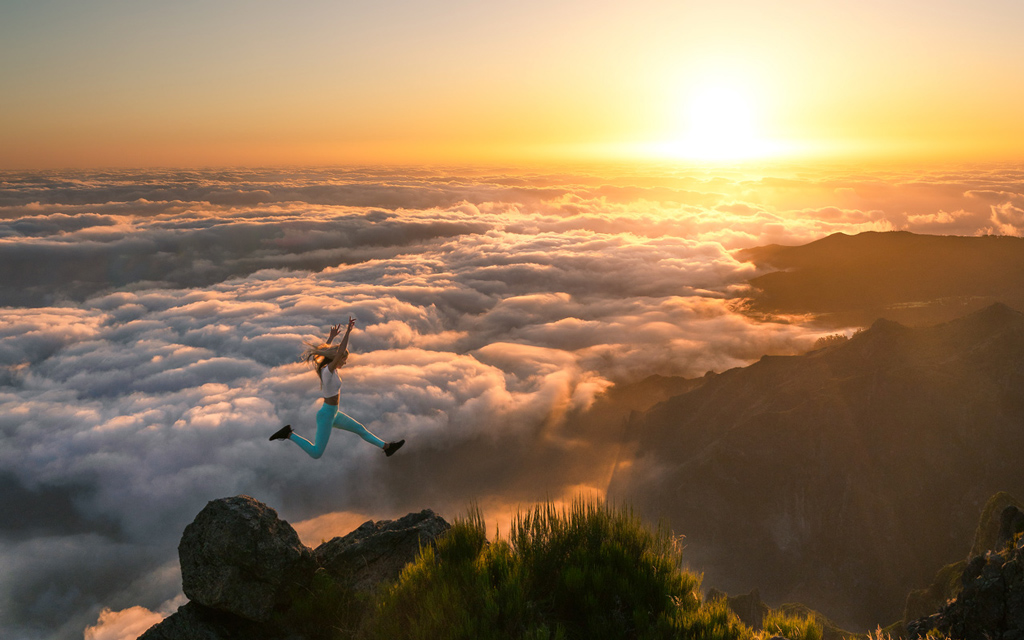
[659,83,780,161]
[686,86,756,153]
[627,80,795,163]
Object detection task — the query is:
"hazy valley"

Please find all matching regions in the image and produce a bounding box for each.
[594,231,1024,629]
[608,301,1024,628]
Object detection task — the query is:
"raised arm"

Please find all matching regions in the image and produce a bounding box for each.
[329,317,356,369]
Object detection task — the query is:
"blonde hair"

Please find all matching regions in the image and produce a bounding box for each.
[301,341,349,385]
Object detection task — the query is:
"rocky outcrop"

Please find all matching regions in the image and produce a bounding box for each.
[140,496,449,640]
[136,602,270,640]
[316,509,451,593]
[909,533,1024,640]
[903,496,1024,626]
[178,495,316,623]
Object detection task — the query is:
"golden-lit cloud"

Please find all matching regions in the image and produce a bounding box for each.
[4,164,1024,639]
[84,607,166,640]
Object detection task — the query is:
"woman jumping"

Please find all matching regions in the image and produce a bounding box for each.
[269,318,404,458]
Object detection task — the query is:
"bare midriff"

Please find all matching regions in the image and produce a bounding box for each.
[323,395,340,406]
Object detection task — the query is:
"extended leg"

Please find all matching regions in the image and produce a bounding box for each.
[332,411,386,449]
[289,404,336,459]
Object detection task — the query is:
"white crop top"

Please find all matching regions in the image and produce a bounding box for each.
[320,366,342,397]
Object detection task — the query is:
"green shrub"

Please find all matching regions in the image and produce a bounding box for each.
[361,499,752,640]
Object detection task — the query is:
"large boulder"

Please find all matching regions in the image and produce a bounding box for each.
[140,498,449,640]
[138,602,260,640]
[315,509,450,592]
[178,495,316,622]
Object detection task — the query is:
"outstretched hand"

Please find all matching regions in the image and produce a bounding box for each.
[327,318,356,344]
[327,324,342,342]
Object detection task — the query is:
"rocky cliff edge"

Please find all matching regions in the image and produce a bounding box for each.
[139,495,449,640]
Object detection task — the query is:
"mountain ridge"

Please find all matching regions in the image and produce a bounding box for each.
[737,231,1024,327]
[607,303,1024,629]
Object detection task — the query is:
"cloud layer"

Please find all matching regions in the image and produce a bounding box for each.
[1,163,1022,639]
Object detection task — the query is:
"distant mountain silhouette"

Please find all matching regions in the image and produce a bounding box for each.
[738,231,1024,327]
[607,303,1024,630]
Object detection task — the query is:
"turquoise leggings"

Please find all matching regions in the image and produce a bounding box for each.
[289,402,385,459]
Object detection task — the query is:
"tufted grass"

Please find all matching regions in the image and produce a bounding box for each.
[284,498,834,640]
[361,499,753,640]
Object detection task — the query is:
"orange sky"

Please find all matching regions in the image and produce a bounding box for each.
[2,0,1023,168]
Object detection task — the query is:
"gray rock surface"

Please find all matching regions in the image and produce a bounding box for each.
[141,496,450,640]
[316,509,451,592]
[178,495,316,622]
[138,602,252,640]
[909,535,1024,640]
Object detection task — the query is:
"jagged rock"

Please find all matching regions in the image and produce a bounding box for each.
[904,494,1024,629]
[137,601,311,640]
[315,509,450,592]
[137,602,225,640]
[909,536,1024,640]
[137,602,261,640]
[141,497,449,640]
[178,495,316,623]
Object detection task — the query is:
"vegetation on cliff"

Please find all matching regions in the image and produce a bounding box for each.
[359,499,823,640]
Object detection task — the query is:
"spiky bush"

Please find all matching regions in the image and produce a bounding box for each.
[361,499,751,640]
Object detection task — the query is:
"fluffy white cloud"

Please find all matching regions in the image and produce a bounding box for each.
[1,163,1022,639]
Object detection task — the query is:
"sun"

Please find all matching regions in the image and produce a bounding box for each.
[595,76,799,164]
[652,82,783,162]
[687,86,755,147]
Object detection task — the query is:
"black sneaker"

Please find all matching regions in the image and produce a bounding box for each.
[383,439,405,457]
[269,425,293,441]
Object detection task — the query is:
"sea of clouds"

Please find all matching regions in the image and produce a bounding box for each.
[1,163,1022,640]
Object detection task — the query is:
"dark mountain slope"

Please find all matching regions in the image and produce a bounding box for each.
[738,231,1024,327]
[607,303,1024,630]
